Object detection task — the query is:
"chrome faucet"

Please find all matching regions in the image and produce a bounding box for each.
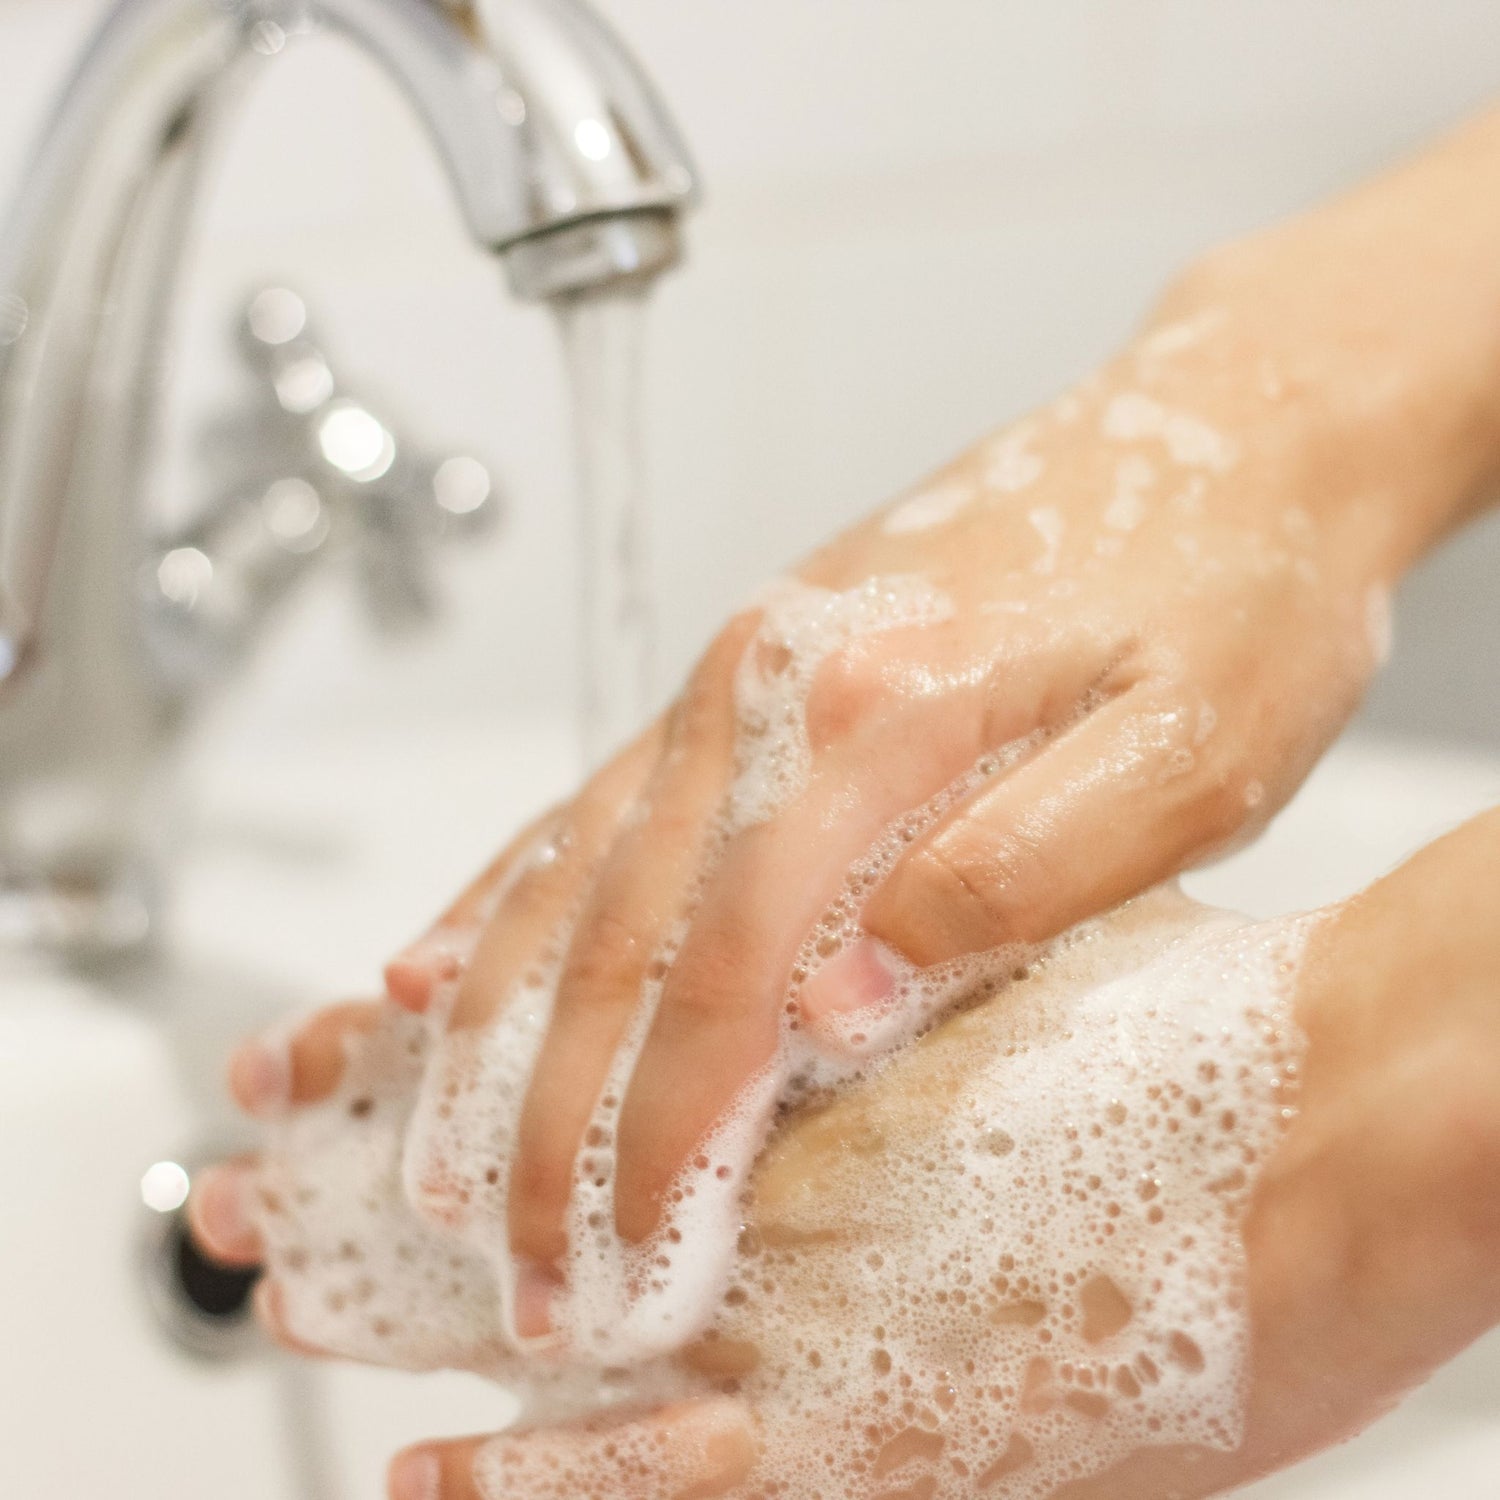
[0,0,696,952]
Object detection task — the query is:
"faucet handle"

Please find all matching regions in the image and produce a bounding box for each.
[150,287,500,685]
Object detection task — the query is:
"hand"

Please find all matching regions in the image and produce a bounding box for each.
[200,103,1500,1498]
[380,104,1500,1341]
[378,807,1500,1500]
[389,281,1426,1337]
[191,999,514,1378]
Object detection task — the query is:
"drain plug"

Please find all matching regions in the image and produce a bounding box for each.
[139,1148,263,1362]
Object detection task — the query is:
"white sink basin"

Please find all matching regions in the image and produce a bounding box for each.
[2,721,1497,1498]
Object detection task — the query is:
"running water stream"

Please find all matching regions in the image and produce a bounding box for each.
[554,287,656,770]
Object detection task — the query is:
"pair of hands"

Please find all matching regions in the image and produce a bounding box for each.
[194,809,1500,1500]
[195,101,1500,1497]
[365,279,1387,1293]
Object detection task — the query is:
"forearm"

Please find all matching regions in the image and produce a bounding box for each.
[1135,103,1500,587]
[1089,808,1500,1500]
[1256,806,1500,1401]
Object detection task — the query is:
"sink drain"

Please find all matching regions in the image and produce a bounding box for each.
[139,1148,263,1362]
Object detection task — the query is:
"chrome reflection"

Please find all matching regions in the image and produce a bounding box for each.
[139,1159,191,1214]
[155,547,213,609]
[317,401,396,483]
[433,455,492,517]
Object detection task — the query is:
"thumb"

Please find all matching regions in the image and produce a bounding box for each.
[854,683,1247,971]
[389,1398,756,1500]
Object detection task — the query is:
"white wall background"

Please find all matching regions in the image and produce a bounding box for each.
[2,0,1498,756]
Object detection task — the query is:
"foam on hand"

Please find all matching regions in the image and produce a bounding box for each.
[400,941,565,1348]
[396,574,953,1359]
[692,901,1313,1500]
[254,896,1312,1500]
[250,1005,509,1376]
[724,574,953,829]
[248,567,1316,1498]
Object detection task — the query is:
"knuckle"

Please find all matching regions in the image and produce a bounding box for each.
[1129,686,1256,852]
[498,863,560,926]
[660,927,753,1028]
[510,1125,575,1216]
[806,645,888,750]
[560,910,653,1010]
[918,828,1044,939]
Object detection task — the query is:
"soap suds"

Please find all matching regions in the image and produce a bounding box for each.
[1102,392,1237,473]
[1028,507,1065,574]
[401,938,570,1349]
[984,425,1046,495]
[256,893,1312,1500]
[883,479,974,536]
[725,575,953,829]
[251,568,1314,1500]
[399,576,953,1355]
[680,904,1312,1500]
[1103,455,1155,533]
[252,1007,510,1377]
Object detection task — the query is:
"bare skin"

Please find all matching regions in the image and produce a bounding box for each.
[198,96,1500,1500]
[199,809,1500,1498]
[298,103,1500,1320]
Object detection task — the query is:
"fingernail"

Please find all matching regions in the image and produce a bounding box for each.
[799,937,899,1026]
[195,1165,256,1253]
[385,931,468,1014]
[227,1038,290,1119]
[389,1449,442,1500]
[510,1259,560,1345]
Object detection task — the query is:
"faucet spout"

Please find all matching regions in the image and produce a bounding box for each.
[0,0,696,950]
[313,0,696,287]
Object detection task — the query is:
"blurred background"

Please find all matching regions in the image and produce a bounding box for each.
[3,4,1499,1497]
[2,0,1496,760]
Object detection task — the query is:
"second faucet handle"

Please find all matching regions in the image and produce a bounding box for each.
[150,286,501,684]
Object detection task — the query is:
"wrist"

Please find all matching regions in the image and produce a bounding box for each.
[1144,109,1500,584]
[1288,810,1500,1326]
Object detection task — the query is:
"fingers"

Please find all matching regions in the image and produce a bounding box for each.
[227,999,386,1118]
[189,1157,263,1267]
[384,813,557,1014]
[198,1001,386,1270]
[506,624,751,1272]
[862,679,1247,968]
[387,720,666,1018]
[398,727,670,1292]
[190,1183,332,1359]
[607,628,1128,1245]
[252,1277,334,1361]
[388,1399,755,1500]
[446,724,665,1032]
[609,734,970,1246]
